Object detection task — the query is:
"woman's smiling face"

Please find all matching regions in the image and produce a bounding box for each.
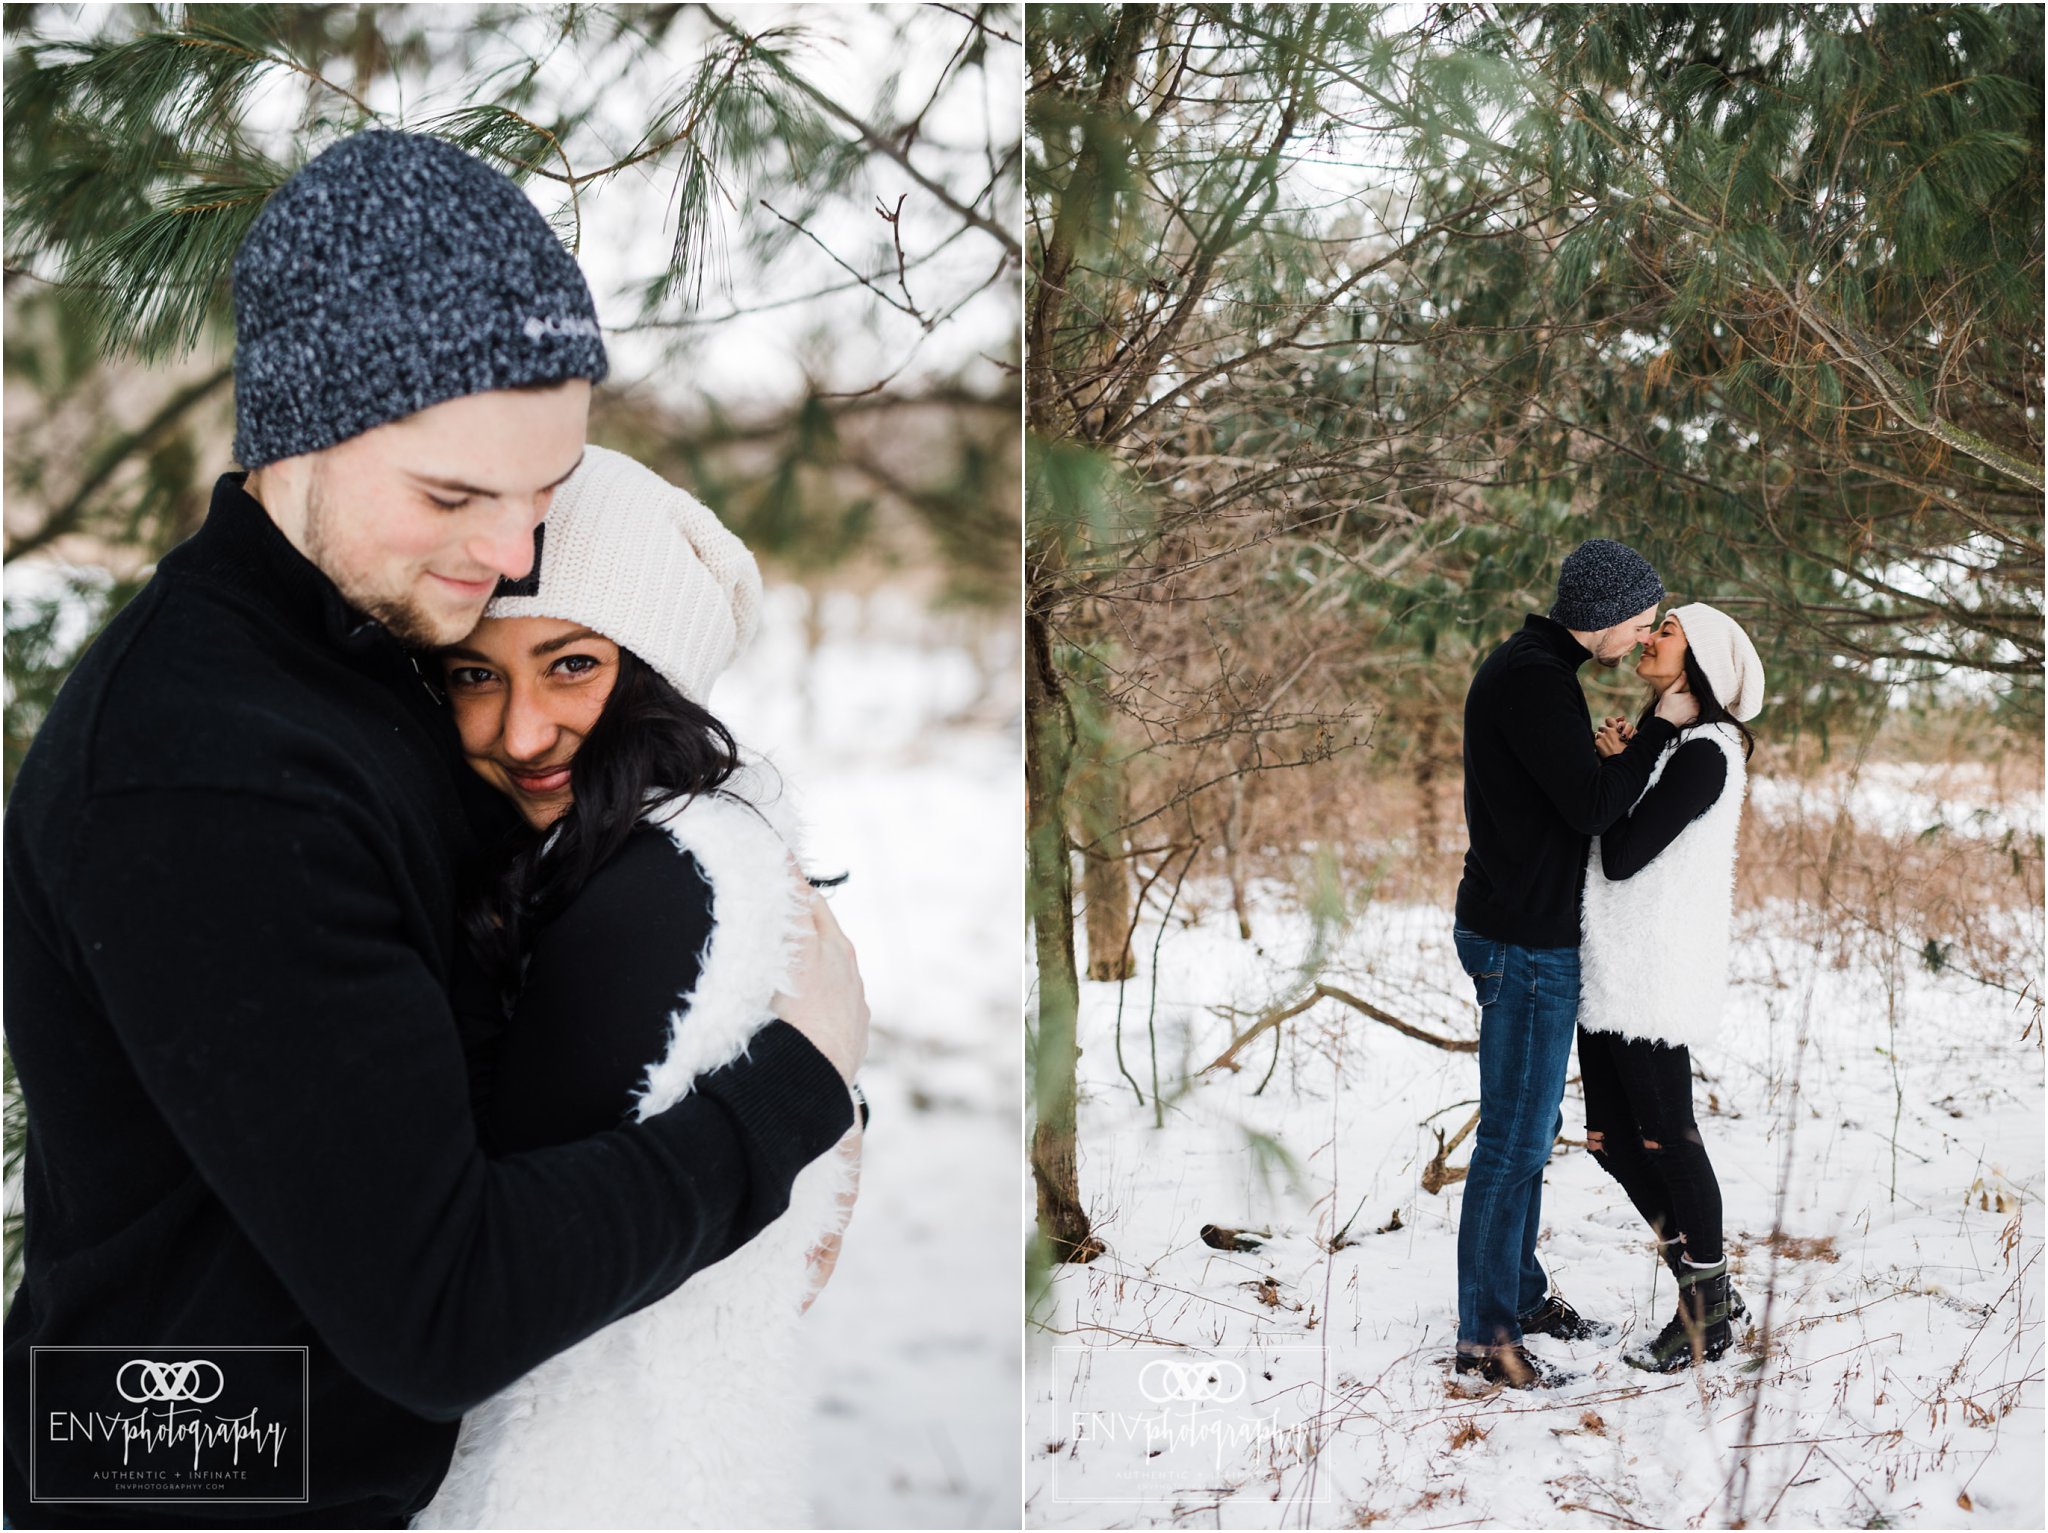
[1635,612,1690,691]
[439,615,621,828]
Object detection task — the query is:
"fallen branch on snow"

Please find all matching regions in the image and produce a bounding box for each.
[1201,983,1477,1074]
[1421,1108,1482,1194]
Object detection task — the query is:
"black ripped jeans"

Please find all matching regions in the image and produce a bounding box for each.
[1576,1024,1723,1265]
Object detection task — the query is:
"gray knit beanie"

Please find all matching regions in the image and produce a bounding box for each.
[1550,538,1666,630]
[231,130,608,468]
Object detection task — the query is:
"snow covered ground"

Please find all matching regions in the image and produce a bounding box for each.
[1748,760,2034,843]
[717,583,1022,1529]
[1026,829,2042,1528]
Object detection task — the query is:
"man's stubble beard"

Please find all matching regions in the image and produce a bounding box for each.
[302,466,480,648]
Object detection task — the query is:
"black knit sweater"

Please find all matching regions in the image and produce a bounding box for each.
[477,826,719,1154]
[1597,737,1730,881]
[1454,614,1679,947]
[2,474,852,1528]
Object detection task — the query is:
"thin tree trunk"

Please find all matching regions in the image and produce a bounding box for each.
[1026,607,1102,1263]
[1225,763,1253,940]
[1414,708,1442,863]
[1075,735,1135,981]
[799,589,826,746]
[1025,7,1146,439]
[1080,847,1134,981]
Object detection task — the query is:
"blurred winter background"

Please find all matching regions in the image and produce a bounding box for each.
[2,4,1020,1527]
[1025,6,2040,1528]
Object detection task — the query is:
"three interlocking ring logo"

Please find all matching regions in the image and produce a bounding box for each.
[116,1359,224,1404]
[1136,1356,1247,1405]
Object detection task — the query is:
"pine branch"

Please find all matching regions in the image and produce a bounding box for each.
[702,6,1021,259]
[427,103,580,251]
[934,5,1018,48]
[168,26,377,122]
[1105,186,1525,449]
[69,171,283,361]
[5,361,237,562]
[1763,273,2045,492]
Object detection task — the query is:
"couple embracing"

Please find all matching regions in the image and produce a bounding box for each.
[1451,538,1767,1389]
[5,131,864,1528]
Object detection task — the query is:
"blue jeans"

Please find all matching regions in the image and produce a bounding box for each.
[1451,926,1580,1348]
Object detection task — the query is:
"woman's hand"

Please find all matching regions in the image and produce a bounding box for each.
[1594,714,1636,758]
[772,861,870,1085]
[1653,678,1700,728]
[801,1126,862,1314]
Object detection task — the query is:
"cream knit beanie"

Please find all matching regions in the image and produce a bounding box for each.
[1670,601,1765,722]
[485,444,761,704]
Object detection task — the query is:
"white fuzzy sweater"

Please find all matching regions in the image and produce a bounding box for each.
[412,780,859,1530]
[1579,722,1749,1052]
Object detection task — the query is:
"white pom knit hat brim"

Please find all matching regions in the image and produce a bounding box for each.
[485,444,761,704]
[1670,601,1765,722]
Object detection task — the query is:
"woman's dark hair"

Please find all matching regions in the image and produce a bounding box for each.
[463,646,741,1014]
[1637,646,1757,761]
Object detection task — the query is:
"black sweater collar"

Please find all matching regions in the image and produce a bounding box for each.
[165,471,401,658]
[1521,612,1593,669]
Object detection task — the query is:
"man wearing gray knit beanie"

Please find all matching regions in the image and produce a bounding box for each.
[3,129,866,1527]
[1443,537,1700,1392]
[232,127,607,649]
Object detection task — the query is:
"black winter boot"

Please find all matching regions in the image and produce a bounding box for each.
[1625,1257,1734,1372]
[1518,1291,1619,1344]
[1659,1237,1747,1322]
[1452,1343,1578,1391]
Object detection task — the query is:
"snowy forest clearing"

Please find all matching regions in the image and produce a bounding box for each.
[1026,820,2041,1528]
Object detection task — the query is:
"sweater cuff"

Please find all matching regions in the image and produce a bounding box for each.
[696,1019,855,1195]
